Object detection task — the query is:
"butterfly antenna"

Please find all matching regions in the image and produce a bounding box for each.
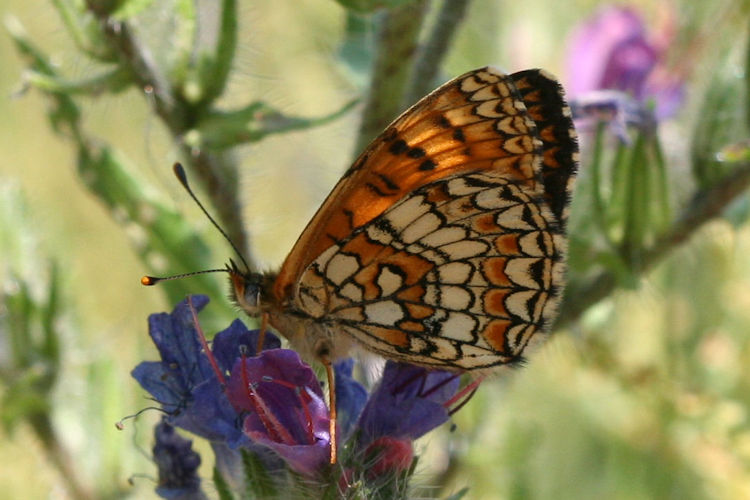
[141,268,231,286]
[171,162,251,272]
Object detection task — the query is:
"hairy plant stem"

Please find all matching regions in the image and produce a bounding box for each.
[404,0,474,104]
[354,0,429,155]
[556,160,750,329]
[83,1,250,266]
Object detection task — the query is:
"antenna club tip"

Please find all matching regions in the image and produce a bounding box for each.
[172,162,188,185]
[141,276,158,286]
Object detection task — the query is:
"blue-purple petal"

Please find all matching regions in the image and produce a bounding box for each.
[334,359,368,438]
[145,295,214,390]
[152,419,203,499]
[356,361,459,444]
[225,349,331,476]
[211,323,281,373]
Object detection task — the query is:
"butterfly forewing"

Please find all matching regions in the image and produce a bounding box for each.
[273,67,548,303]
[269,66,577,371]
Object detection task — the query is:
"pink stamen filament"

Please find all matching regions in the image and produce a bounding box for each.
[443,375,485,413]
[421,373,460,399]
[187,296,226,386]
[261,376,316,445]
[239,354,296,446]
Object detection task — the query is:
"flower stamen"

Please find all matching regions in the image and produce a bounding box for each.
[239,353,297,445]
[443,376,484,415]
[187,296,226,386]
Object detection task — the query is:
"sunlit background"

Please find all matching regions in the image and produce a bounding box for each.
[2,0,750,498]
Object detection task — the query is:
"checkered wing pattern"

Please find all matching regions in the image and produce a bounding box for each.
[272,67,578,370]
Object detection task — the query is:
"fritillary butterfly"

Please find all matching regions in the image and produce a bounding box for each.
[144,66,578,464]
[231,67,578,374]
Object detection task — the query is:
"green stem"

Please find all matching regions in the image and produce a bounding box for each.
[82,2,250,264]
[353,0,429,155]
[404,0,473,105]
[556,160,750,329]
[28,413,96,500]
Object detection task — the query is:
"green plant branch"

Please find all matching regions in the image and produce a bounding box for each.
[353,0,429,154]
[556,159,750,329]
[199,0,238,105]
[7,20,231,310]
[82,1,252,262]
[404,0,473,104]
[83,1,179,125]
[28,413,97,500]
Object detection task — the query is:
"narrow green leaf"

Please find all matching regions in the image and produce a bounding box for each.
[443,487,470,500]
[213,466,236,500]
[24,66,131,95]
[241,449,277,498]
[198,0,237,105]
[111,0,156,20]
[194,99,359,151]
[590,121,613,245]
[40,262,61,370]
[621,130,648,269]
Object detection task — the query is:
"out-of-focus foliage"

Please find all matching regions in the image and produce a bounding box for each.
[2,0,750,498]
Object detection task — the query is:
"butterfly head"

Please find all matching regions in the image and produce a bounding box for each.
[227,260,271,317]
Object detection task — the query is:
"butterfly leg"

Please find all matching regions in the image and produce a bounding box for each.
[321,355,338,464]
[256,312,269,354]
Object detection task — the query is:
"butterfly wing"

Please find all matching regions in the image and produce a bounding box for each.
[293,169,566,370]
[272,67,577,370]
[510,70,578,229]
[273,67,551,302]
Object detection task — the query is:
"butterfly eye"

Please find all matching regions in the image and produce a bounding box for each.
[230,270,264,317]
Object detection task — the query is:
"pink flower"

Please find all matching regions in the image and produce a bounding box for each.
[566,6,684,128]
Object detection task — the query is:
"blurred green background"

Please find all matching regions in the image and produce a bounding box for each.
[2,0,750,498]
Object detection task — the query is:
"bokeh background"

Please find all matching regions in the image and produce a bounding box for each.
[2,0,750,498]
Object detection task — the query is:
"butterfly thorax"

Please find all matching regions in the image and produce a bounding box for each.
[230,266,353,362]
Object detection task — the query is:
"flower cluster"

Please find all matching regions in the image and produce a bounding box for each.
[132,296,463,498]
[565,6,684,138]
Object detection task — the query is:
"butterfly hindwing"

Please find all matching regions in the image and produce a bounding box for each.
[293,169,565,370]
[510,69,578,229]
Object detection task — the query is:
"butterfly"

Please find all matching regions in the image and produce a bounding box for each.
[146,66,578,463]
[231,66,577,374]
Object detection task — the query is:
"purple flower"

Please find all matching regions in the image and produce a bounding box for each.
[566,6,684,132]
[226,349,330,477]
[152,419,204,500]
[355,361,460,446]
[133,297,471,491]
[334,358,368,438]
[132,296,278,447]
